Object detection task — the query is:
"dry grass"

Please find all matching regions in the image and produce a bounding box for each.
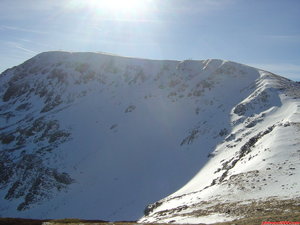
[148,197,300,224]
[1,199,299,225]
[212,211,300,225]
[1,216,300,225]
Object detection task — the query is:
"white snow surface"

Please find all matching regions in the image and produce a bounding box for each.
[139,72,300,223]
[0,52,299,223]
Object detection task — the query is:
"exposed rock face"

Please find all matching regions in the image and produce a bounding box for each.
[1,52,299,223]
[3,153,73,211]
[140,76,300,224]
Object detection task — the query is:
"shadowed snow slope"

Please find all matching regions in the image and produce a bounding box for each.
[0,52,299,223]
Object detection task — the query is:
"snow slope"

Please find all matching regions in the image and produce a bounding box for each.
[140,71,300,223]
[0,52,299,222]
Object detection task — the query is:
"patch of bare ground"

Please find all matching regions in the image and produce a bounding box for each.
[1,198,299,225]
[144,197,300,225]
[180,197,300,219]
[212,211,300,225]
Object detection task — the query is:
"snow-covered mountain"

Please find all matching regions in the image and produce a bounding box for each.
[0,51,299,223]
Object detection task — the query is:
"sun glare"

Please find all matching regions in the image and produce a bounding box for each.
[87,0,149,14]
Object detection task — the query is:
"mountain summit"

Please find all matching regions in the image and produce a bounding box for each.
[0,52,299,222]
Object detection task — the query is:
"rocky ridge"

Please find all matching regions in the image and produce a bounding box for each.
[0,52,299,222]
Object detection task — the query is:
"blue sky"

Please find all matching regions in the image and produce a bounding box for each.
[1,0,300,80]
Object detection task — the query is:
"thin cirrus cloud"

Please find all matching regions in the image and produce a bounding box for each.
[0,0,299,81]
[9,44,37,55]
[250,63,300,81]
[7,42,38,55]
[0,25,48,34]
